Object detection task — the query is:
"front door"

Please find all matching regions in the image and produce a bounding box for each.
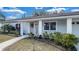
[16,24,20,35]
[30,23,34,34]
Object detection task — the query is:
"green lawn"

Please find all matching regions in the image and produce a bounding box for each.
[3,39,62,51]
[0,34,14,43]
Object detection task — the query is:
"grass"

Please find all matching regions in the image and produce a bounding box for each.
[3,39,62,51]
[0,34,14,43]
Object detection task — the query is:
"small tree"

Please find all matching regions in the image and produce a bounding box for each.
[33,10,46,16]
[1,24,16,33]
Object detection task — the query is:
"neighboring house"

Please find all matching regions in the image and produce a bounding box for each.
[0,14,5,29]
[2,12,79,36]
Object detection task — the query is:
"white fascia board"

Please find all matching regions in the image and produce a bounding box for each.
[5,15,79,22]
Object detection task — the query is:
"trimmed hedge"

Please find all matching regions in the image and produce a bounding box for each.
[43,32,78,50]
[62,34,78,49]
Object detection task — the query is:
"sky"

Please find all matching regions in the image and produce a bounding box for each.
[0,7,79,19]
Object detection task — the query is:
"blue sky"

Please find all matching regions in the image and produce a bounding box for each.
[0,7,79,19]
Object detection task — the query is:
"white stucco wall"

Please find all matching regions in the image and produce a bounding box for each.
[7,18,79,36]
[22,22,30,35]
[57,19,67,33]
[72,19,79,36]
[42,18,79,36]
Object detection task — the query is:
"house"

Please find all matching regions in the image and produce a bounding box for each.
[2,11,79,36]
[0,14,5,29]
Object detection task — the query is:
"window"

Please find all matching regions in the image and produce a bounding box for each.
[72,22,75,24]
[44,22,56,30]
[50,22,56,30]
[76,22,79,24]
[44,23,49,30]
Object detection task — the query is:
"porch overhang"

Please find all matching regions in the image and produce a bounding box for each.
[4,15,79,23]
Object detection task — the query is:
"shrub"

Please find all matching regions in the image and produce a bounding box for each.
[53,32,78,50]
[62,34,78,49]
[49,33,54,41]
[43,32,49,39]
[53,32,63,44]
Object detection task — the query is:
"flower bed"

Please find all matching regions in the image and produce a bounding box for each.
[28,32,78,51]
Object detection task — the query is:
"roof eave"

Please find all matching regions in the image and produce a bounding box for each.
[5,15,79,23]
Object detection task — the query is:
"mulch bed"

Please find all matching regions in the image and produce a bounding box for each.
[28,37,66,51]
[31,38,77,51]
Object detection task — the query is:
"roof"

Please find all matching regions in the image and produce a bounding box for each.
[10,11,79,20]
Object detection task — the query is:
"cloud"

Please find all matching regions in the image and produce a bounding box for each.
[47,7,66,13]
[0,7,3,11]
[35,7,43,9]
[6,16,17,20]
[0,7,26,14]
[2,9,25,14]
[0,7,26,19]
[71,9,79,12]
[0,7,3,10]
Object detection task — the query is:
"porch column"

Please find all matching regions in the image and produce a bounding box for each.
[27,22,30,34]
[38,20,43,35]
[67,18,72,34]
[20,22,23,36]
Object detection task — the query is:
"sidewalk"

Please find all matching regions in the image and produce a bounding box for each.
[0,35,28,51]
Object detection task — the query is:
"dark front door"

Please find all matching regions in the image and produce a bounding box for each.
[30,23,34,34]
[16,24,20,35]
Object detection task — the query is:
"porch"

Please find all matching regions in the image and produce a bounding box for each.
[20,18,79,36]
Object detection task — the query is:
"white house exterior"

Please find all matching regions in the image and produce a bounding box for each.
[2,12,79,36]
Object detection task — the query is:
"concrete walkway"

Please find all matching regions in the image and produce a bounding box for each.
[0,35,28,51]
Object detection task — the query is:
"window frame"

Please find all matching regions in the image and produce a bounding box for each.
[72,22,75,24]
[76,22,79,24]
[50,22,56,30]
[44,22,50,30]
[43,21,57,31]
